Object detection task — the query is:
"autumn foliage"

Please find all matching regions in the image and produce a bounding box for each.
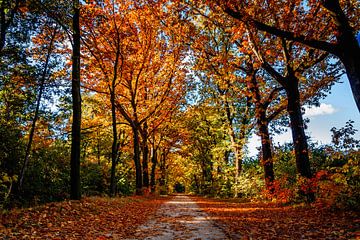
[0,1,359,238]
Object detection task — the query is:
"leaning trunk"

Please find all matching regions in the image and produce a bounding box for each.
[338,44,360,112]
[322,0,360,111]
[70,0,81,200]
[18,27,57,192]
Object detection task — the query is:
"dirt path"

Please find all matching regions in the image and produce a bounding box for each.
[131,195,228,240]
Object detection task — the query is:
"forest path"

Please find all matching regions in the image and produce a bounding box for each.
[130,194,229,240]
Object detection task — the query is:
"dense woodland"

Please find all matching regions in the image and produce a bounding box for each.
[0,0,359,211]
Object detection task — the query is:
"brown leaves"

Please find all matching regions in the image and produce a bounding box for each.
[192,196,360,239]
[1,196,169,239]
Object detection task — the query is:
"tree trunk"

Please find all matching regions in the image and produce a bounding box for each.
[132,126,142,195]
[159,151,167,195]
[286,80,314,202]
[109,91,118,197]
[141,123,149,188]
[97,129,101,165]
[224,101,242,197]
[142,142,149,188]
[70,0,81,200]
[285,81,312,178]
[18,27,57,192]
[250,74,275,191]
[338,42,360,112]
[322,0,360,111]
[228,127,241,197]
[258,117,275,190]
[150,146,157,193]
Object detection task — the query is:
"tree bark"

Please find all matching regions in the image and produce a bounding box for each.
[109,93,118,196]
[132,126,142,195]
[285,80,315,202]
[70,0,81,200]
[257,117,275,190]
[150,146,157,193]
[248,73,276,191]
[322,0,360,111]
[285,81,312,179]
[141,123,149,188]
[159,151,167,195]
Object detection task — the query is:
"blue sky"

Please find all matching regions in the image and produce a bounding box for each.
[247,75,360,156]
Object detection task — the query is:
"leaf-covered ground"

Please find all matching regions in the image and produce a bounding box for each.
[192,196,360,239]
[0,196,169,239]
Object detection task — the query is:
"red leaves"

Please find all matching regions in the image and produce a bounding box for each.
[1,196,169,239]
[192,196,360,239]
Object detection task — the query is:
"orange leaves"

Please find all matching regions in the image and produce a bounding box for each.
[1,196,169,239]
[193,196,359,239]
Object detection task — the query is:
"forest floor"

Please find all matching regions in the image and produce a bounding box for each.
[0,195,169,239]
[192,196,360,239]
[1,194,359,239]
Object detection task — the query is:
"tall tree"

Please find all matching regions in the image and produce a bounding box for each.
[246,28,339,200]
[70,0,81,200]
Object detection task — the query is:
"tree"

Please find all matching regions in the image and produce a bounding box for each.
[191,22,254,196]
[245,27,339,200]
[70,0,81,200]
[82,0,189,195]
[217,0,360,111]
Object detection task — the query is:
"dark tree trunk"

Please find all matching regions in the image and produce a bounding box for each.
[141,123,149,188]
[18,27,57,192]
[97,130,101,165]
[142,142,149,188]
[70,0,81,200]
[322,0,360,111]
[286,80,315,202]
[258,117,275,190]
[150,146,157,193]
[109,91,118,197]
[133,126,142,195]
[249,73,275,191]
[338,43,360,111]
[159,151,167,195]
[285,81,312,179]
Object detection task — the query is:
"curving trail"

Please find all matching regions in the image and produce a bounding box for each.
[131,194,228,240]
